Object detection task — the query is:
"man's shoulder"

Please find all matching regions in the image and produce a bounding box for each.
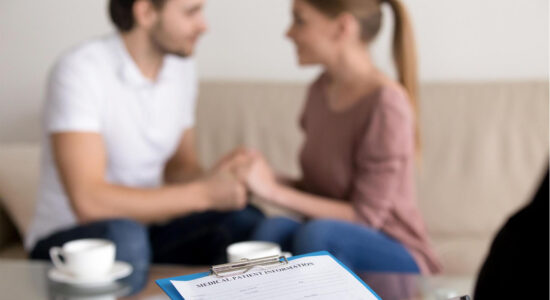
[51,34,118,77]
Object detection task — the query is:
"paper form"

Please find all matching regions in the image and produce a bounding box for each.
[171,255,379,300]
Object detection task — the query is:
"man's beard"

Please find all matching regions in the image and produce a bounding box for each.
[150,34,190,58]
[149,23,192,58]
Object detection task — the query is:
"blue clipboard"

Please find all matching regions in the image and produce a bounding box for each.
[155,251,380,300]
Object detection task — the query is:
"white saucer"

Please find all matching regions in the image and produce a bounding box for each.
[48,261,133,288]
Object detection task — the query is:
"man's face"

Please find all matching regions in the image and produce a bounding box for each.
[150,0,208,57]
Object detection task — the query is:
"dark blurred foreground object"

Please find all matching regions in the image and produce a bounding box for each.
[474,168,549,299]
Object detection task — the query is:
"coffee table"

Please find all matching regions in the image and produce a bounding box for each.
[0,259,474,299]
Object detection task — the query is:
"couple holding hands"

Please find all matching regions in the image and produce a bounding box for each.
[26,0,442,280]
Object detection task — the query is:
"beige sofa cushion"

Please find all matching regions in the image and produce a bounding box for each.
[417,81,549,236]
[197,81,307,177]
[0,144,40,238]
[416,82,549,274]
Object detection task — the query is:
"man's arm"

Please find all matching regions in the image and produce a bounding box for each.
[164,128,203,184]
[52,132,246,224]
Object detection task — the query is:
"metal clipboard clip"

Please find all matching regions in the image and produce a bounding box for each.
[210,255,289,278]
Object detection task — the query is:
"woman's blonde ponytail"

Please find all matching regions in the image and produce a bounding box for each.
[385,0,421,156]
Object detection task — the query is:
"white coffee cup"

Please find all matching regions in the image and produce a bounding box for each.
[49,239,116,279]
[226,241,291,263]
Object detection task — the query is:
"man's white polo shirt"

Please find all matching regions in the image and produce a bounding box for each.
[25,34,198,250]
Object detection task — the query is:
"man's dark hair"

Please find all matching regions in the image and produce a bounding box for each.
[109,0,166,32]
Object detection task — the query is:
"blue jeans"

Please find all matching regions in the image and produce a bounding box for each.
[251,217,419,273]
[30,205,264,293]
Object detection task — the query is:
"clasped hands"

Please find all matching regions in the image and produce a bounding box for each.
[203,148,280,211]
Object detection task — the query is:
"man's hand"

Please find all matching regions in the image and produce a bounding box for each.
[202,167,248,212]
[216,148,280,202]
[202,147,282,211]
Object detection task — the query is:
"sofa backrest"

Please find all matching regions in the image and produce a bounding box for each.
[415,81,548,274]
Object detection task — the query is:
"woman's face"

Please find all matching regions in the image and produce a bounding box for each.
[286,0,340,66]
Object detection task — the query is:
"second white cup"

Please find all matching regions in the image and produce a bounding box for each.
[226,241,290,263]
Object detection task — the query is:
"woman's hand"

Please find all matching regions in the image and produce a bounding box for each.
[214,148,280,203]
[243,151,280,201]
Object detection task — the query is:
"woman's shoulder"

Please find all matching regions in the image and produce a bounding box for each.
[371,81,413,121]
[359,81,415,157]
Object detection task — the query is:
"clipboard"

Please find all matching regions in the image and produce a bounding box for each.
[155,251,380,300]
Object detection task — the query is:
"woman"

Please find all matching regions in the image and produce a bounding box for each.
[242,0,442,274]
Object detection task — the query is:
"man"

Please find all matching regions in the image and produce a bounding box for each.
[26,0,263,271]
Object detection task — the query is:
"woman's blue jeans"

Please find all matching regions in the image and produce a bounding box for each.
[251,217,420,273]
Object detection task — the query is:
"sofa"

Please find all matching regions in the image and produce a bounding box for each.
[0,80,548,277]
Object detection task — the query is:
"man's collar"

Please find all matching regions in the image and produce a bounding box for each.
[111,33,174,87]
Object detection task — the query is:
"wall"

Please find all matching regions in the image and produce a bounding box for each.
[196,0,549,81]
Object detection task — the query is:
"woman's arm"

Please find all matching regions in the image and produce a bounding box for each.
[244,152,355,221]
[269,183,356,221]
